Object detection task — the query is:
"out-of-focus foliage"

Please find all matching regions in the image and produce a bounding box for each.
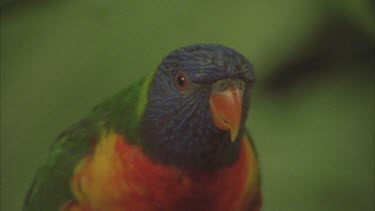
[1,0,374,210]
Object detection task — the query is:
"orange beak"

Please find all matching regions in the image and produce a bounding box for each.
[209,86,243,142]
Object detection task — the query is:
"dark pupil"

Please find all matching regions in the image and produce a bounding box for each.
[177,76,185,87]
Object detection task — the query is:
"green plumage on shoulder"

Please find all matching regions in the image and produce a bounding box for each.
[23,75,153,210]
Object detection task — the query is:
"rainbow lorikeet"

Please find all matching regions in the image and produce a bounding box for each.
[23,44,262,211]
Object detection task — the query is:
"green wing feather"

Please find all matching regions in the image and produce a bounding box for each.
[23,75,152,210]
[23,119,98,210]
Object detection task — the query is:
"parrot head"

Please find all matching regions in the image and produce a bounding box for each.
[140,44,255,169]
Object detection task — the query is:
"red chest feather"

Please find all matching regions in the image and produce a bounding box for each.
[64,132,260,211]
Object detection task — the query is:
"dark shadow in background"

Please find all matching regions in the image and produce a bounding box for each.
[262,15,374,96]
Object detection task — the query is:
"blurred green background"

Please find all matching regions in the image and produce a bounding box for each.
[1,0,374,210]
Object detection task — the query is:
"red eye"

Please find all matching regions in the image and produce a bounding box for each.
[175,72,187,90]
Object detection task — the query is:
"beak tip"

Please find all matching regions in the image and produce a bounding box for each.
[230,129,239,143]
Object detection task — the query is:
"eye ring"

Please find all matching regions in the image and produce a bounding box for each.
[175,72,188,90]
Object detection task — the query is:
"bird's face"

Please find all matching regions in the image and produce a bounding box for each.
[158,68,249,142]
[141,44,255,169]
